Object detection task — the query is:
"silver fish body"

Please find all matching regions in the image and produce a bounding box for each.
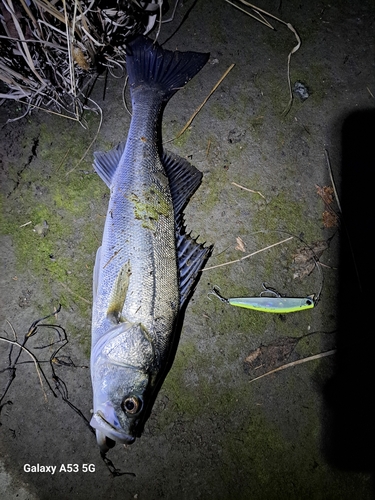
[90,36,211,452]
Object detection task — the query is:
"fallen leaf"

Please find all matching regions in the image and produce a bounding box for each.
[235,236,246,252]
[292,240,329,278]
[315,185,334,205]
[316,185,339,228]
[243,338,299,377]
[244,347,261,364]
[323,210,339,228]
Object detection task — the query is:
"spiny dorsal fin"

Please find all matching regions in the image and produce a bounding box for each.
[176,223,213,307]
[160,150,212,304]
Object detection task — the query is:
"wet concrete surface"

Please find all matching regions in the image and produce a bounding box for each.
[1,0,374,498]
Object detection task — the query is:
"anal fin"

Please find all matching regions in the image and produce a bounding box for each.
[93,142,126,188]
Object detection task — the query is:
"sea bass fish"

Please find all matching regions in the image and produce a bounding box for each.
[90,36,211,453]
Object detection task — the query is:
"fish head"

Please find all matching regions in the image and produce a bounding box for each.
[90,321,155,452]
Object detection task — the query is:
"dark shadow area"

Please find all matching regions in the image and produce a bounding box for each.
[323,109,375,478]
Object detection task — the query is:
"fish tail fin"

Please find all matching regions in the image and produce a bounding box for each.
[126,35,209,101]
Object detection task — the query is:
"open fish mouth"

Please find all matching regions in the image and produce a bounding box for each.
[90,409,136,451]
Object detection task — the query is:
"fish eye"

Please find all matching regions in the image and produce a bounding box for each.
[122,395,142,415]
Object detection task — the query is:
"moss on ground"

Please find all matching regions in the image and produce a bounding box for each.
[1,113,104,330]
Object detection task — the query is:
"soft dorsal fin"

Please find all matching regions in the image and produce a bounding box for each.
[161,151,202,214]
[93,142,126,187]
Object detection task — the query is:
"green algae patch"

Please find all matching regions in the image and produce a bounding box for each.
[129,185,173,230]
[197,165,230,214]
[210,101,229,121]
[253,190,320,244]
[160,336,249,422]
[220,410,286,485]
[1,113,104,327]
[161,340,209,415]
[1,202,94,316]
[172,126,192,148]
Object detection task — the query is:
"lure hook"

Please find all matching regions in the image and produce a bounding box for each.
[260,282,281,298]
[207,285,229,304]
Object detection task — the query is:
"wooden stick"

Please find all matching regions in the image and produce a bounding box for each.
[175,64,236,140]
[202,236,293,271]
[249,349,336,383]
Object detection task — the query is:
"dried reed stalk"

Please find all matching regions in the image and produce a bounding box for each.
[0,0,160,121]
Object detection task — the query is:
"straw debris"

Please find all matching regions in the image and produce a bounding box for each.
[0,0,160,121]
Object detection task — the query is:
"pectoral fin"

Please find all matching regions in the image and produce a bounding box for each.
[107,260,132,324]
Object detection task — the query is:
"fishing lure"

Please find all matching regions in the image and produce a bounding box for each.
[209,284,315,314]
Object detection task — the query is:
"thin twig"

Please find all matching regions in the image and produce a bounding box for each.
[59,281,91,304]
[66,97,103,175]
[324,149,362,293]
[248,349,336,383]
[224,0,274,29]
[202,236,293,271]
[324,149,342,213]
[171,64,235,141]
[231,181,266,199]
[226,0,301,115]
[19,221,32,227]
[282,24,301,116]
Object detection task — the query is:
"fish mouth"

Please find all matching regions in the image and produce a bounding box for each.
[95,430,135,454]
[90,410,135,452]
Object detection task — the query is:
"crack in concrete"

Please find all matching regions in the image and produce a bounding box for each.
[6,134,40,198]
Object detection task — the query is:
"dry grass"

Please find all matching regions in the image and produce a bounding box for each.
[0,0,159,122]
[225,0,301,115]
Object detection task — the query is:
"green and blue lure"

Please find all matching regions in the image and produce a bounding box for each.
[209,284,315,314]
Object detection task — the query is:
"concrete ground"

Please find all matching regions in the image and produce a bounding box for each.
[1,0,374,498]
